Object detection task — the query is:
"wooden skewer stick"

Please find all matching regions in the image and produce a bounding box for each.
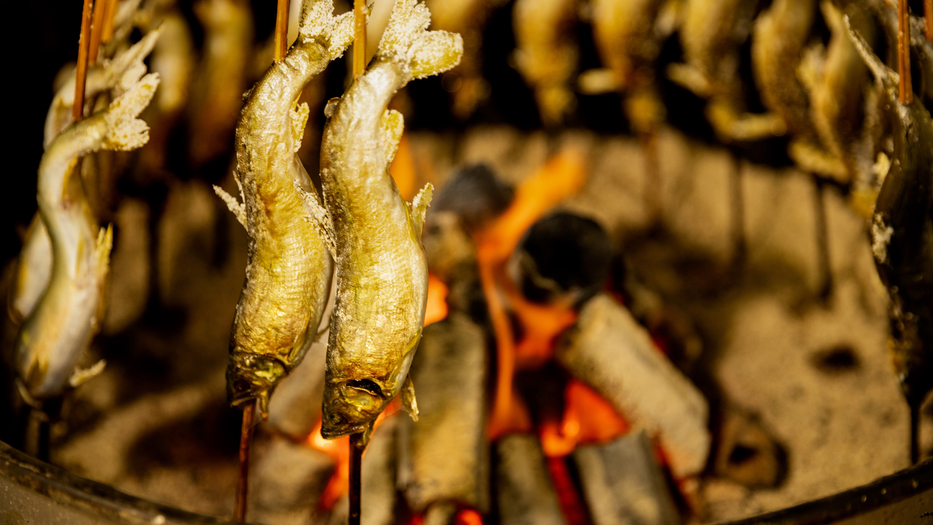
[274,0,290,63]
[926,0,932,42]
[897,0,913,104]
[348,433,365,525]
[101,0,119,44]
[73,0,96,123]
[352,0,367,78]
[88,0,108,66]
[234,401,256,522]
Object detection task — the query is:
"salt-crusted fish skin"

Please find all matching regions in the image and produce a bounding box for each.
[310,0,462,440]
[216,0,352,416]
[16,73,160,401]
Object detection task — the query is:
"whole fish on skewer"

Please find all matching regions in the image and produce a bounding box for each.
[12,31,162,325]
[15,73,160,402]
[850,19,933,464]
[214,0,352,417]
[299,0,463,440]
[512,0,578,127]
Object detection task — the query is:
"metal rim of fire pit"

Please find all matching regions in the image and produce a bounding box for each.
[2,438,932,525]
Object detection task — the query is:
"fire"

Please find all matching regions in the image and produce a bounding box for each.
[539,379,631,458]
[478,146,588,440]
[424,274,449,326]
[390,132,417,201]
[305,400,401,510]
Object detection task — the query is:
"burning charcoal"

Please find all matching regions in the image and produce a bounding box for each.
[432,163,514,233]
[712,405,787,488]
[398,313,489,514]
[572,431,680,525]
[508,212,612,306]
[325,417,399,525]
[555,293,711,479]
[249,436,334,523]
[266,340,327,440]
[495,434,568,525]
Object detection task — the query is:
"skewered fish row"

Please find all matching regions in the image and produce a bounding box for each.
[300,0,463,440]
[15,71,160,402]
[215,0,353,417]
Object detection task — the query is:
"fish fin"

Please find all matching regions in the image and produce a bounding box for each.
[401,374,419,422]
[299,0,360,60]
[107,26,162,93]
[291,102,309,152]
[213,184,247,229]
[69,359,107,388]
[410,183,433,240]
[102,72,160,152]
[377,0,463,80]
[95,224,114,280]
[381,109,404,166]
[295,181,337,257]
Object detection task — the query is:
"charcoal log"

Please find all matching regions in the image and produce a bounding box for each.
[431,163,514,233]
[422,211,485,318]
[324,416,399,525]
[573,431,680,525]
[398,313,489,513]
[508,212,612,306]
[495,434,568,525]
[249,436,334,524]
[555,293,710,478]
[265,339,326,440]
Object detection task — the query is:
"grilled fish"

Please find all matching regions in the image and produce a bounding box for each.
[303,0,462,440]
[851,18,933,463]
[12,31,161,324]
[15,73,160,401]
[214,0,352,416]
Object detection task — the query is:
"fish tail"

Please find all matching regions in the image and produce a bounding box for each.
[411,182,433,240]
[298,0,357,60]
[107,26,162,93]
[377,0,464,80]
[102,73,160,152]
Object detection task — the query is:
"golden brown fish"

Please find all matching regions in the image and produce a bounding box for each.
[303,0,462,440]
[214,0,352,416]
[16,73,159,401]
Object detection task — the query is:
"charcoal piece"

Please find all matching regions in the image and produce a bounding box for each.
[555,294,710,478]
[431,163,514,232]
[266,339,327,440]
[495,434,568,525]
[423,501,458,525]
[250,436,334,516]
[509,212,612,306]
[325,417,399,525]
[398,313,489,513]
[573,431,680,525]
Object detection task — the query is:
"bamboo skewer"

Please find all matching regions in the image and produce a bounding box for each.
[926,0,932,42]
[274,0,290,63]
[73,0,95,122]
[897,0,913,104]
[234,402,256,522]
[101,0,119,44]
[88,0,107,65]
[352,0,367,78]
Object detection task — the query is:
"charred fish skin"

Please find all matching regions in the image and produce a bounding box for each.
[15,73,160,401]
[218,0,352,416]
[314,0,462,440]
[851,23,933,413]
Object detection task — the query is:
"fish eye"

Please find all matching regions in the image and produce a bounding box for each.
[347,379,383,397]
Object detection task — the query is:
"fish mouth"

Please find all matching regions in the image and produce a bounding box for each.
[320,378,388,439]
[226,354,286,412]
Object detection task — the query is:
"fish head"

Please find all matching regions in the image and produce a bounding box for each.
[226,353,286,417]
[320,329,423,439]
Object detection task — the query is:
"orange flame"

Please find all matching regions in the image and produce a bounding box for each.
[456,509,484,525]
[305,400,401,510]
[390,132,417,201]
[424,274,449,326]
[540,379,630,458]
[477,147,588,440]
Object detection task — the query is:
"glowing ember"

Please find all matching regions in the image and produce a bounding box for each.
[456,508,484,525]
[540,379,631,458]
[424,274,449,326]
[478,146,588,440]
[305,400,401,510]
[390,132,417,200]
